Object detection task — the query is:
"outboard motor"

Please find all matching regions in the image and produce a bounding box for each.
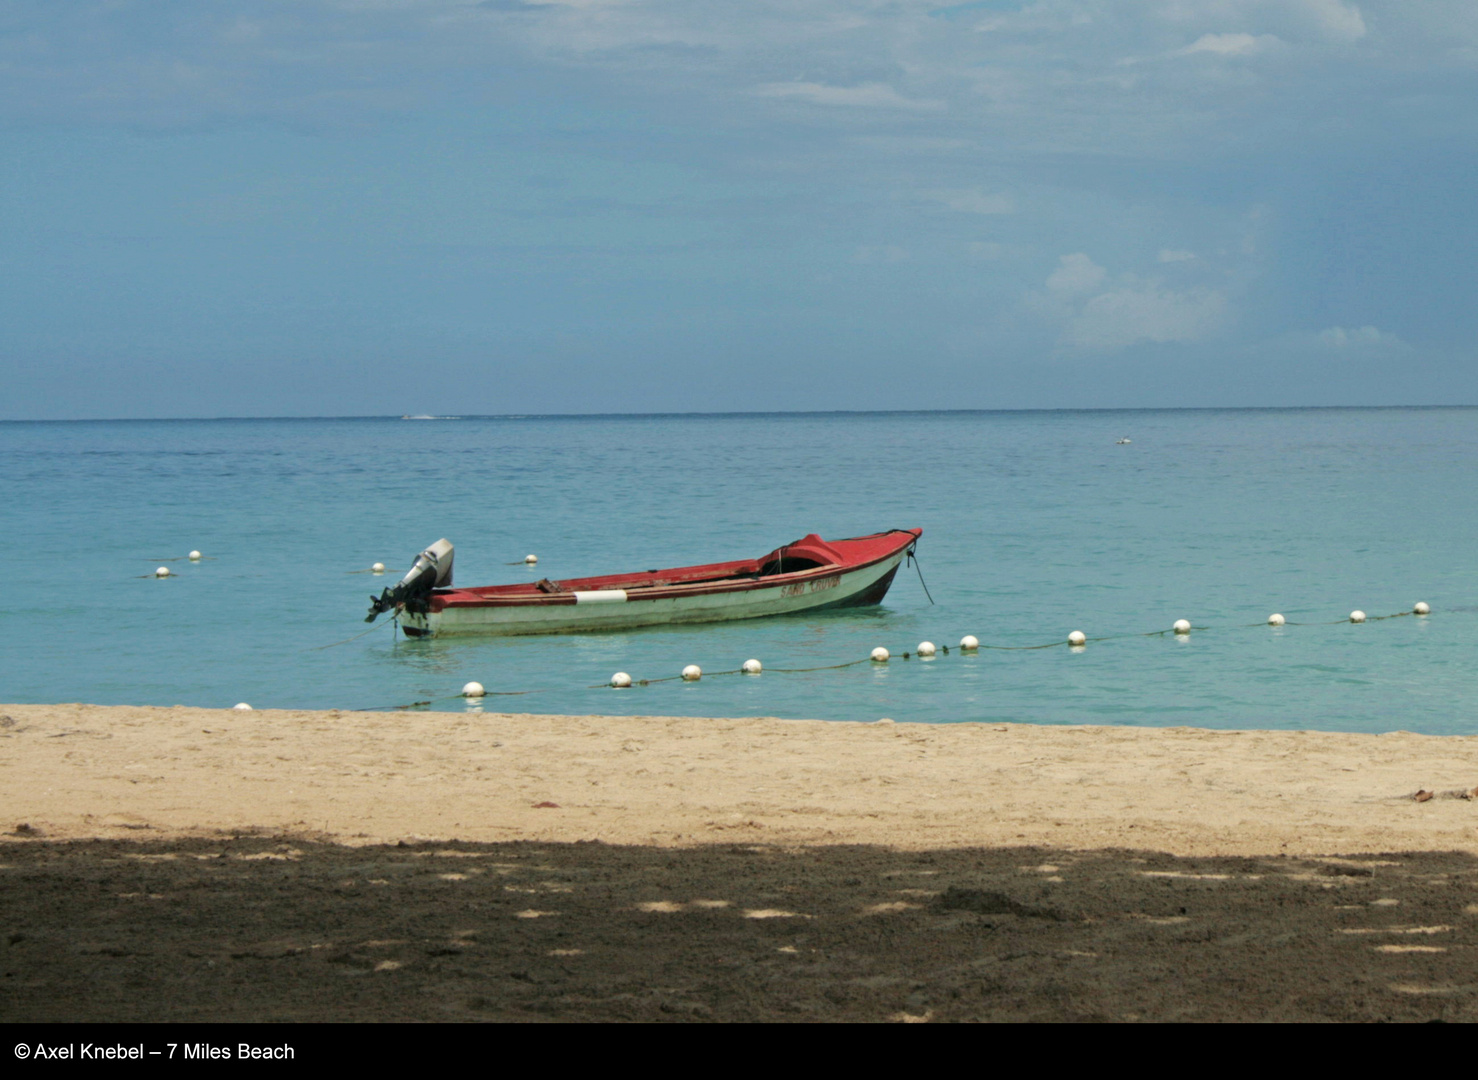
[366,539,454,622]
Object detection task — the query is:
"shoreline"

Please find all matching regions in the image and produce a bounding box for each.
[6,703,1478,1022]
[4,703,1476,856]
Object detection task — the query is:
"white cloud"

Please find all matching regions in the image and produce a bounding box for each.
[924,188,1014,214]
[1303,0,1367,42]
[1154,1,1366,44]
[1046,252,1108,296]
[1176,32,1281,57]
[1159,248,1197,262]
[1064,282,1225,350]
[1317,325,1406,349]
[1037,253,1225,351]
[754,81,942,111]
[851,136,972,153]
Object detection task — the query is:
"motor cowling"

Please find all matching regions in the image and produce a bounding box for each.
[366,539,454,621]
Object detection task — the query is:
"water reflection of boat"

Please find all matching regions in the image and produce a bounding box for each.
[365,529,922,637]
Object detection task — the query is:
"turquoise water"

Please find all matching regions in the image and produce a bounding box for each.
[4,408,1476,734]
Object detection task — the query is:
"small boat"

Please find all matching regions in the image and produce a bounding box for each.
[366,529,922,637]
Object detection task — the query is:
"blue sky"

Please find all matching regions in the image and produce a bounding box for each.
[2,0,1476,417]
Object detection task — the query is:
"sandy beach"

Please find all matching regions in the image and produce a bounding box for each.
[4,703,1478,1021]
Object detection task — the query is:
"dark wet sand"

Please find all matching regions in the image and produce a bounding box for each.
[3,836,1476,1022]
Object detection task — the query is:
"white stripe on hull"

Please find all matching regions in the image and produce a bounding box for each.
[572,589,628,604]
[400,552,904,637]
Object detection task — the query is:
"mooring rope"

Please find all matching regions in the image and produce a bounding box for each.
[311,616,400,652]
[907,547,935,605]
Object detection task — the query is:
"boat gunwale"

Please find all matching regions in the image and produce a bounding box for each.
[429,529,919,611]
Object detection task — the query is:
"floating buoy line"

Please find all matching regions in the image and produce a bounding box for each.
[136,549,216,578]
[130,552,1448,711]
[347,603,1439,712]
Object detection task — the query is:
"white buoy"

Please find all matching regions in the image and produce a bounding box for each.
[917,641,937,657]
[1172,619,1191,635]
[681,664,702,682]
[611,672,632,688]
[1268,613,1285,627]
[462,681,486,697]
[871,647,890,663]
[960,635,979,651]
[188,550,202,561]
[525,554,538,565]
[1067,631,1086,647]
[1350,610,1367,623]
[154,566,171,578]
[233,702,252,711]
[1414,602,1430,615]
[371,562,385,574]
[742,659,762,675]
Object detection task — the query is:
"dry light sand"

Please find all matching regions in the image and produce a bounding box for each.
[4,703,1478,1022]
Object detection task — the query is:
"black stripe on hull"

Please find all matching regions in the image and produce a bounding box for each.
[811,563,902,610]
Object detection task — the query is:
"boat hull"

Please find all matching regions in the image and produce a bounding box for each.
[398,550,908,637]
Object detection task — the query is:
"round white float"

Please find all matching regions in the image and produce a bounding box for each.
[1067,631,1086,647]
[742,659,762,675]
[188,550,202,561]
[232,702,252,711]
[154,566,171,578]
[1350,610,1367,623]
[1414,602,1430,615]
[1268,613,1285,627]
[681,664,702,682]
[462,681,486,697]
[525,554,538,565]
[960,635,979,651]
[871,647,890,663]
[610,672,632,688]
[1173,619,1192,635]
[371,562,385,574]
[917,641,937,658]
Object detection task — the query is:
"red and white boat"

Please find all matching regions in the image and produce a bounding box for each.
[366,529,922,637]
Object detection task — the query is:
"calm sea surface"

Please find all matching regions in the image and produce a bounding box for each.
[4,409,1476,734]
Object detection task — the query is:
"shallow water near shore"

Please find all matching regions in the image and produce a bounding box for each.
[4,407,1477,733]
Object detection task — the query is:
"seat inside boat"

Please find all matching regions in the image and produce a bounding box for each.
[756,534,843,576]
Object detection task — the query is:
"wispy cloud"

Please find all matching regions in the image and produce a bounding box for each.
[1317,325,1408,349]
[1304,0,1368,42]
[922,188,1014,214]
[1175,32,1282,57]
[754,81,943,110]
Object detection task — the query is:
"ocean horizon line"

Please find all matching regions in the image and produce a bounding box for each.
[4,403,1478,424]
